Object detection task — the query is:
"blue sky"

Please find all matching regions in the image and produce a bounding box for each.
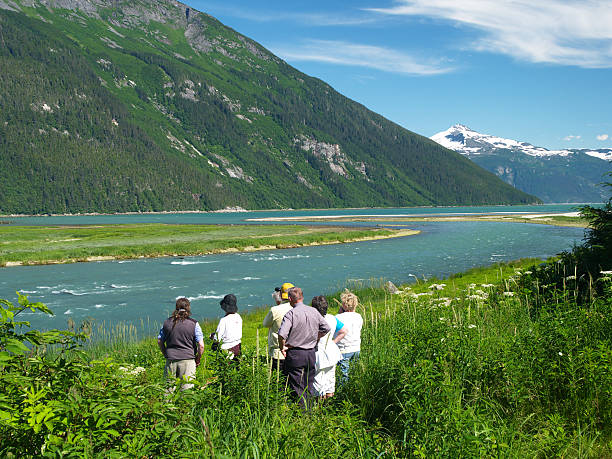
[190,0,612,150]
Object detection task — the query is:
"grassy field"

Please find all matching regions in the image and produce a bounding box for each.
[2,256,611,456]
[0,224,417,266]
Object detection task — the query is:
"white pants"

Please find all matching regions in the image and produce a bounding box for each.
[313,365,336,396]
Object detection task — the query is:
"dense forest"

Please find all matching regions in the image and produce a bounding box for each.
[0,2,538,214]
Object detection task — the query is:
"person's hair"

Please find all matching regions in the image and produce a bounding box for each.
[172,297,191,326]
[311,295,328,317]
[287,286,303,302]
[340,290,359,312]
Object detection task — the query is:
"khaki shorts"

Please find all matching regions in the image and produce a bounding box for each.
[164,359,196,389]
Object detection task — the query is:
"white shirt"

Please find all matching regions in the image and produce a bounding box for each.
[335,311,363,354]
[215,313,242,350]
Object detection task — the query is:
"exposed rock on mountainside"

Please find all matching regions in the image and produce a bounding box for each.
[0,1,538,213]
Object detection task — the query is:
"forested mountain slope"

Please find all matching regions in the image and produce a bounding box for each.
[0,1,538,213]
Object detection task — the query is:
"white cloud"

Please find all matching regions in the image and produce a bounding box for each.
[199,6,378,26]
[563,135,581,141]
[366,0,612,68]
[271,39,453,75]
[597,134,609,141]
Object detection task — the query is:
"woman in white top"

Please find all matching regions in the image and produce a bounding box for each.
[335,290,363,381]
[311,295,347,398]
[212,294,242,358]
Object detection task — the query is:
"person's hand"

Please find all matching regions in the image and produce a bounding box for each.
[281,346,288,358]
[195,355,201,367]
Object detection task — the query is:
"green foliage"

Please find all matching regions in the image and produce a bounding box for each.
[2,252,612,456]
[0,5,538,214]
[0,223,398,265]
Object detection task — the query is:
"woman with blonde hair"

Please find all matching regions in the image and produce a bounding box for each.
[335,290,363,381]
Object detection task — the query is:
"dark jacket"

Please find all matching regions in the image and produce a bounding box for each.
[161,317,198,360]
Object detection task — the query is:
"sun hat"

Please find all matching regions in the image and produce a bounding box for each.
[220,294,238,313]
[280,282,294,300]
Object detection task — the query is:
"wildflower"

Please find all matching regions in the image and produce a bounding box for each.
[558,352,563,356]
[439,317,446,321]
[468,283,477,289]
[468,294,486,301]
[119,365,146,376]
[503,292,514,297]
[565,275,576,280]
[481,283,495,288]
[468,324,477,329]
[524,271,532,275]
[600,270,612,275]
[428,283,446,290]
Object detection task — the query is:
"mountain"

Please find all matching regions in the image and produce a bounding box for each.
[0,2,537,214]
[432,125,612,203]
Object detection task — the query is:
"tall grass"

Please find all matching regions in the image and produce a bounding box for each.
[2,259,611,456]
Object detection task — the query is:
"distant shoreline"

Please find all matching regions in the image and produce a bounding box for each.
[0,203,598,219]
[246,212,587,228]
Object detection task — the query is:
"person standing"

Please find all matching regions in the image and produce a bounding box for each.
[211,294,242,358]
[336,290,363,382]
[311,295,347,399]
[262,282,294,372]
[278,287,331,407]
[158,297,204,389]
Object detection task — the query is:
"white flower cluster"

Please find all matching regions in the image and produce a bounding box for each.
[118,365,146,376]
[428,283,446,291]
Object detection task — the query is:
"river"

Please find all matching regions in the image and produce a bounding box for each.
[0,204,586,331]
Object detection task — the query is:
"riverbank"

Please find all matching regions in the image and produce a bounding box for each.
[5,255,610,456]
[247,212,587,227]
[0,224,418,267]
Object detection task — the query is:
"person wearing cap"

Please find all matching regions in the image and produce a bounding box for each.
[211,294,242,358]
[262,282,294,372]
[277,287,331,408]
[158,297,204,389]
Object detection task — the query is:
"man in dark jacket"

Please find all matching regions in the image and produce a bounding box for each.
[158,297,204,389]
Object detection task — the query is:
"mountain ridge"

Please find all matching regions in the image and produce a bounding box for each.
[0,1,538,213]
[432,124,611,203]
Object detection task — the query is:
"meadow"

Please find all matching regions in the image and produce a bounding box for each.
[0,224,414,266]
[1,198,610,456]
[1,253,611,457]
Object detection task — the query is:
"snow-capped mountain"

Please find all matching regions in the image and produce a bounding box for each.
[431,124,612,203]
[432,124,612,161]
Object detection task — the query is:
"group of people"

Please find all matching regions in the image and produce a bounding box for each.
[157,282,363,406]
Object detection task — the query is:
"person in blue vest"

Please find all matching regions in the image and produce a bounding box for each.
[158,297,204,389]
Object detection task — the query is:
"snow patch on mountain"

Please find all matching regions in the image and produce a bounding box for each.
[431,124,612,161]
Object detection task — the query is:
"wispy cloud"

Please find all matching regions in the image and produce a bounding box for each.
[200,6,379,26]
[272,39,453,75]
[564,135,582,141]
[366,0,612,68]
[597,134,609,141]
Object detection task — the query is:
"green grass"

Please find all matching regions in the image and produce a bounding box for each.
[2,258,611,457]
[0,223,409,265]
